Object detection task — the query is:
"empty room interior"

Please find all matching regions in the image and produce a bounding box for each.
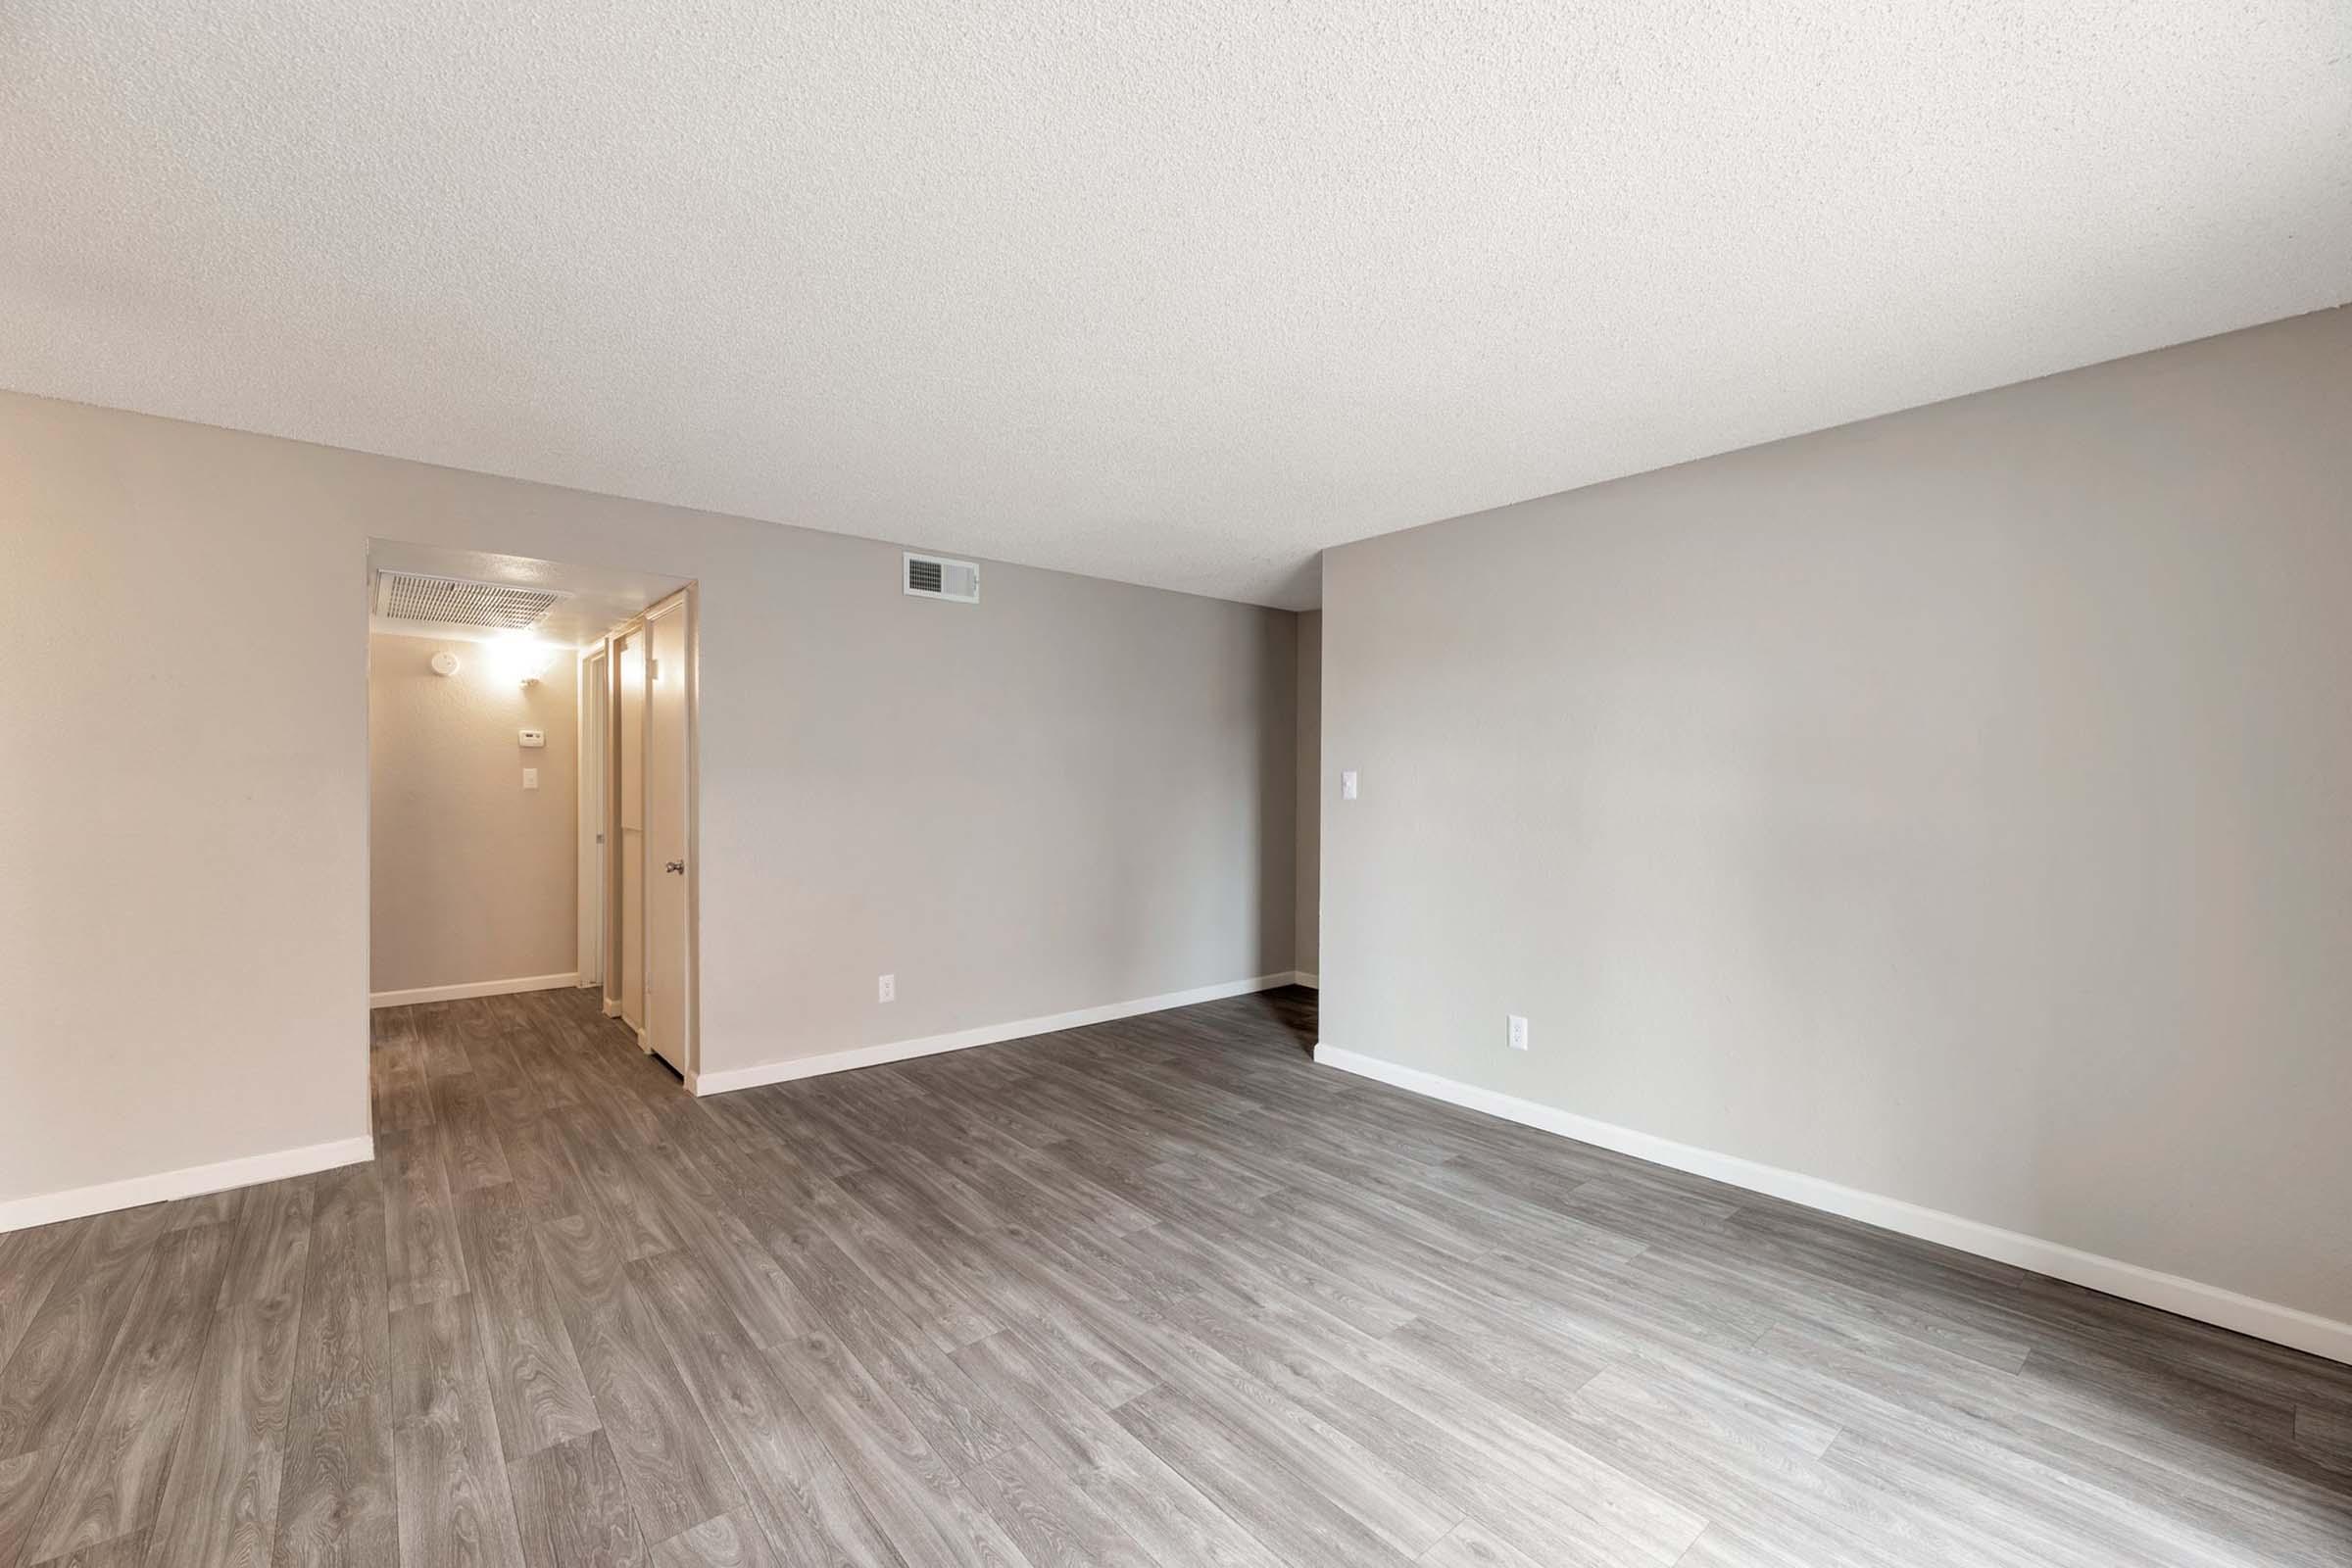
[1,7,2348,1567]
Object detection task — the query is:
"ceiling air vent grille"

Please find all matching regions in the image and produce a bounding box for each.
[374,571,571,630]
[903,551,980,604]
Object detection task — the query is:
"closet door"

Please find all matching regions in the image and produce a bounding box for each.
[615,626,647,1037]
[644,594,691,1073]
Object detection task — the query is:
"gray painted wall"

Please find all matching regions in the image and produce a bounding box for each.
[0,396,1297,1208]
[1320,308,2352,1323]
[368,632,580,995]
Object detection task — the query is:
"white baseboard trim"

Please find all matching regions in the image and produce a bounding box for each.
[370,972,579,1008]
[1312,1044,2352,1368]
[1294,971,1320,989]
[689,973,1303,1097]
[0,1135,375,1235]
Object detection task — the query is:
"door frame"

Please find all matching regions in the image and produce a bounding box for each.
[605,620,646,1039]
[588,585,701,1079]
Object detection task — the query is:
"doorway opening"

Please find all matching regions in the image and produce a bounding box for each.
[366,540,702,1081]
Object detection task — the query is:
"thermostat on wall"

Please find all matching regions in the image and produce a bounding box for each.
[518,728,546,749]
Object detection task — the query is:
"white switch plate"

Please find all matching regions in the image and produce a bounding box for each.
[522,767,539,790]
[1342,770,1358,801]
[1508,1014,1529,1051]
[878,973,896,1003]
[518,727,546,749]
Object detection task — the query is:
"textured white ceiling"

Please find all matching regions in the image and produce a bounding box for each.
[4,4,2347,608]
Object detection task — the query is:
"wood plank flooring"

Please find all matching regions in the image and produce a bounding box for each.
[2,986,2348,1565]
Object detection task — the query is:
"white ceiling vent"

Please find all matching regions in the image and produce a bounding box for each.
[903,551,980,604]
[374,571,571,630]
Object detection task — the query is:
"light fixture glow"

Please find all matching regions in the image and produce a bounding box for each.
[487,630,556,687]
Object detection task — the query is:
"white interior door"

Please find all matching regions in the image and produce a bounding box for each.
[644,595,692,1073]
[616,628,647,1036]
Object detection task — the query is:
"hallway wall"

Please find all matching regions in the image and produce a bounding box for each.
[368,631,579,997]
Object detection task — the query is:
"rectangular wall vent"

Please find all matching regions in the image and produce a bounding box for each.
[903,551,980,604]
[374,571,571,630]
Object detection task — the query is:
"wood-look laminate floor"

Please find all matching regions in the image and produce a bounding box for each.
[3,987,2348,1566]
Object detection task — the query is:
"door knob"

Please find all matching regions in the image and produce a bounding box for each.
[664,859,686,874]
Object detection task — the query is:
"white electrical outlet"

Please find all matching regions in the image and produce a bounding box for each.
[1508,1014,1529,1051]
[878,973,896,1003]
[1342,770,1358,801]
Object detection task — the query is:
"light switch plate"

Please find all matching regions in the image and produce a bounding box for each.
[1342,770,1358,801]
[522,767,539,790]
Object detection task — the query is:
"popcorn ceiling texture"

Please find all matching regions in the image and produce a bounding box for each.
[3,3,2346,608]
